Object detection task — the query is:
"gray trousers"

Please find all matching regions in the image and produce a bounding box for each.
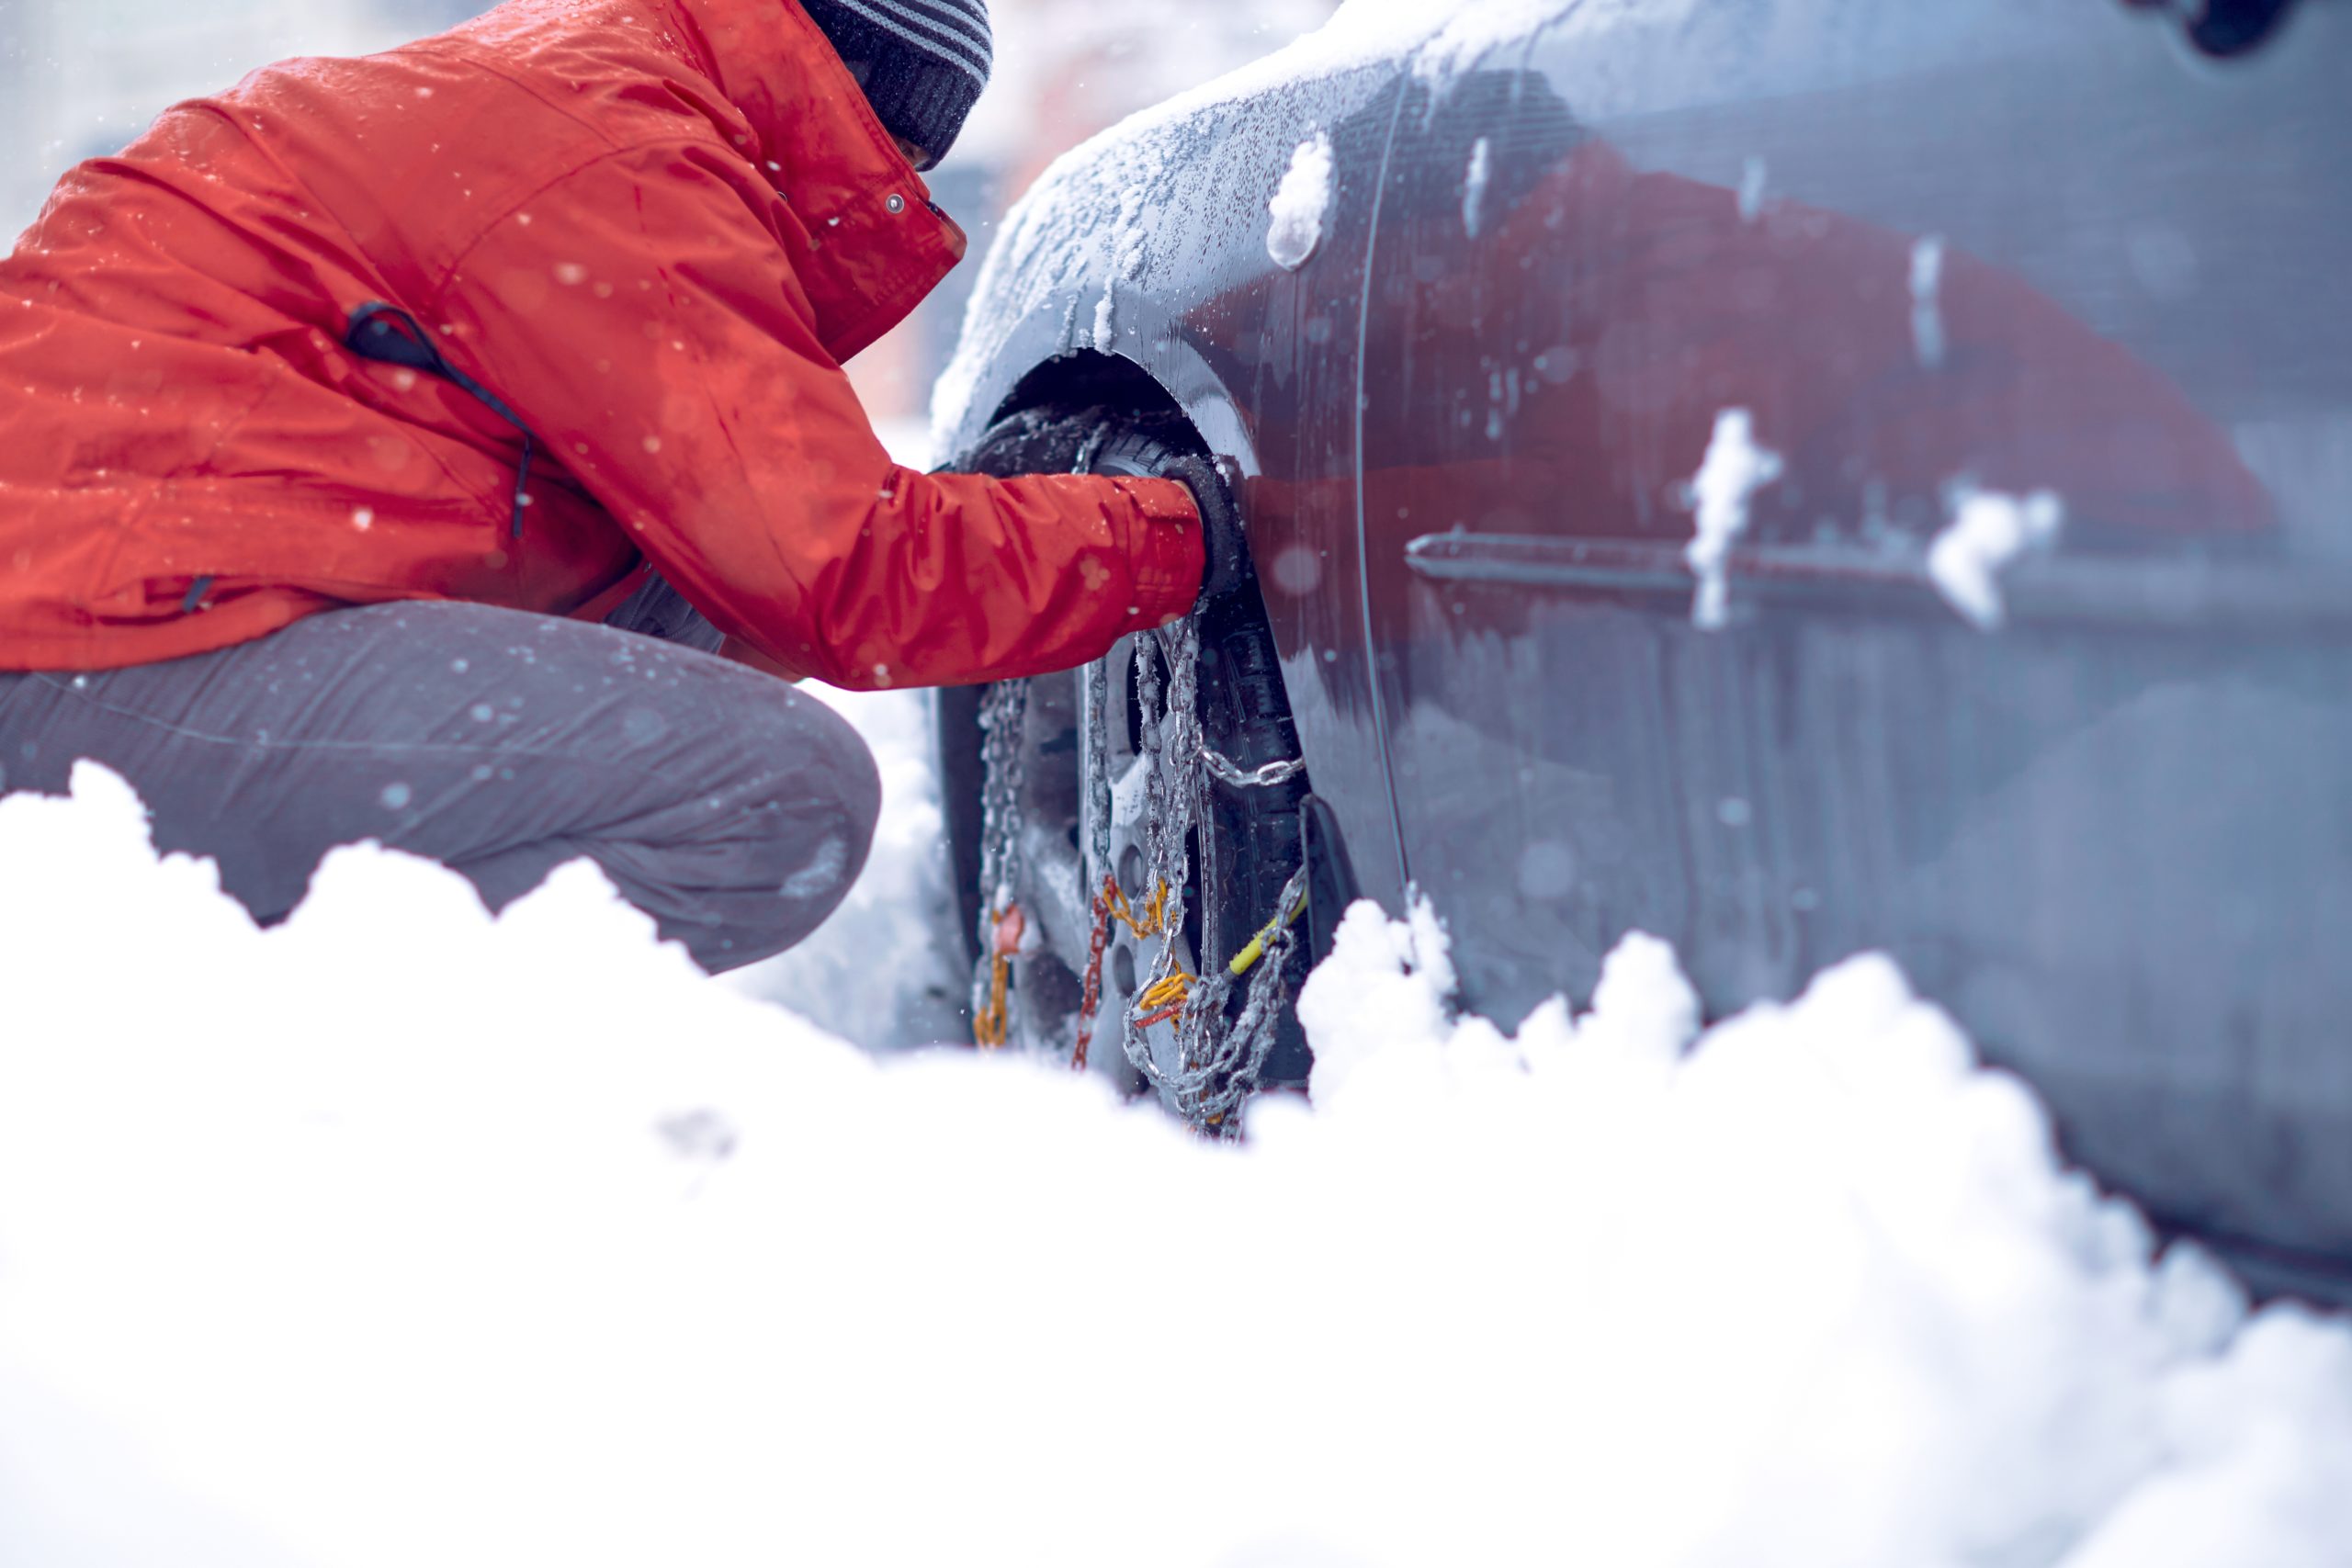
[0,593,878,973]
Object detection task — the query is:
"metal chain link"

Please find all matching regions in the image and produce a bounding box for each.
[970,678,1030,1036]
[967,424,1307,1116]
[1200,746,1309,790]
[1069,653,1118,1073]
[1121,618,1200,1075]
[1193,863,1311,1125]
[1112,617,1309,1134]
[1078,664,1109,871]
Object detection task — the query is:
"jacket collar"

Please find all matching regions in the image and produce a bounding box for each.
[665,0,967,362]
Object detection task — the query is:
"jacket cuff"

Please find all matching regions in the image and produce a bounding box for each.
[1105,476,1205,626]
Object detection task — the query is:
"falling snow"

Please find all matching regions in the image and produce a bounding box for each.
[1910,232,1948,371]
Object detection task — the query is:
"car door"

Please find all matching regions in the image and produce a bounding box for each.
[1358,0,2352,1297]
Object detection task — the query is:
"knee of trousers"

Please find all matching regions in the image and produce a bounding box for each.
[676,689,883,972]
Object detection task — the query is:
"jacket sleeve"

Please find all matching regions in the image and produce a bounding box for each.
[424,139,1204,688]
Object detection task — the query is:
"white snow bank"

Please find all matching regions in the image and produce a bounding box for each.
[1684,408,1784,630]
[4,766,2351,1568]
[1930,485,2066,631]
[1267,131,1335,271]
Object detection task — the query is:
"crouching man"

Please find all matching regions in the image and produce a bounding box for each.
[0,0,1242,969]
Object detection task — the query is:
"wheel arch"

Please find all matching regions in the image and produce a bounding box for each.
[942,298,1267,484]
[990,350,1182,429]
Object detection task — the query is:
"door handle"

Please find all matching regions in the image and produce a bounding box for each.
[1403,532,2352,637]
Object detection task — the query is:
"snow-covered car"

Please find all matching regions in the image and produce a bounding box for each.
[932,0,2352,1301]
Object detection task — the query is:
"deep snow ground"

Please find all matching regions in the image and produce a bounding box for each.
[2,763,2350,1568]
[16,1,2348,1559]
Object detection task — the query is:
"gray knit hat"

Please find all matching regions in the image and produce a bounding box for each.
[800,0,992,165]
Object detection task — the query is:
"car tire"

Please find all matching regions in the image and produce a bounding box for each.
[936,406,1314,1100]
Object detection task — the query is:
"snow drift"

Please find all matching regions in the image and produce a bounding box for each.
[2,764,2349,1568]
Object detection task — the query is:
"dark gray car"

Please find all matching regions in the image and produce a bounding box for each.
[936,0,2352,1303]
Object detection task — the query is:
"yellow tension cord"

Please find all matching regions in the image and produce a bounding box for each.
[1125,881,1311,1031]
[1227,886,1311,979]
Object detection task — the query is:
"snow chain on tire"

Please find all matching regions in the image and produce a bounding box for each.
[1116,614,1310,1132]
[971,618,1307,1133]
[967,572,1307,1129]
[969,677,1030,1048]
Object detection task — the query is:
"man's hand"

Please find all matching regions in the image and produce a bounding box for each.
[1160,454,1254,610]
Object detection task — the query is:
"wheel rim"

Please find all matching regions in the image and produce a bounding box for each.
[996,633,1209,1101]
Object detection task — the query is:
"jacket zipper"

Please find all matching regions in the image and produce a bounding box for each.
[344,302,537,542]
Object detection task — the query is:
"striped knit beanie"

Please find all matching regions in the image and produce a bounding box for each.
[799,0,992,164]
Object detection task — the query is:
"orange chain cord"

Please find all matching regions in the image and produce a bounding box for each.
[972,904,1025,1050]
[1070,877,1179,1068]
[1071,879,1114,1071]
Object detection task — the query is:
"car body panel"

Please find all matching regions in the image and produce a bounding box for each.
[937,0,2352,1297]
[1358,0,2352,1288]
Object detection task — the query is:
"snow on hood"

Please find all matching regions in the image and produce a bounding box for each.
[2,763,2349,1567]
[932,0,1594,442]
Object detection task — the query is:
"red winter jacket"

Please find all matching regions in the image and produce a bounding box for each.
[0,0,1204,682]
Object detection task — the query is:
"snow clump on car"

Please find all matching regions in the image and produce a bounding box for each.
[1684,407,1785,629]
[1266,130,1334,271]
[1930,484,2066,630]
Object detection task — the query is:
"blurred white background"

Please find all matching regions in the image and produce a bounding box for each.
[0,0,1334,418]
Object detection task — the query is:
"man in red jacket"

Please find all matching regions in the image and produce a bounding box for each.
[0,0,1239,969]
